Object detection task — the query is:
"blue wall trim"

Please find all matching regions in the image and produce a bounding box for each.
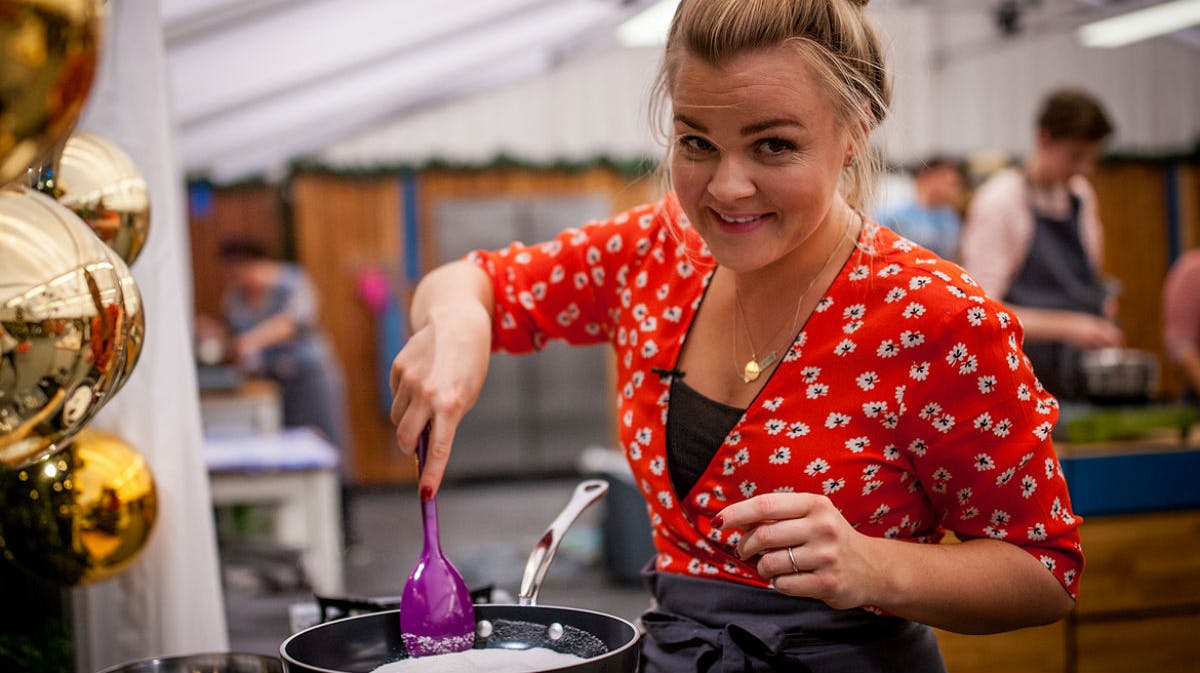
[402,171,420,283]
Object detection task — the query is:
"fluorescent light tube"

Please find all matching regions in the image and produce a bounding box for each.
[1078,0,1200,48]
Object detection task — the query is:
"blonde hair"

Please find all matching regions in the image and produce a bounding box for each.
[650,0,891,212]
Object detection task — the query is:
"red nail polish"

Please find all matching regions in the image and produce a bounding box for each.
[711,514,724,529]
[420,486,433,502]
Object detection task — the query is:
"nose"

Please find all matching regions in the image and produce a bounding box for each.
[707,156,756,202]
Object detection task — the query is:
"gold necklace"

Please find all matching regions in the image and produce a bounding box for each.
[733,213,857,383]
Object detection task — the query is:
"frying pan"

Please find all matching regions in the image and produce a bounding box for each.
[280,480,642,673]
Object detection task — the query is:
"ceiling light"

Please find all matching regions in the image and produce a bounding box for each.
[1078,0,1200,48]
[615,0,679,48]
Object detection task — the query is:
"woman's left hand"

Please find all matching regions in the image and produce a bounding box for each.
[715,493,884,610]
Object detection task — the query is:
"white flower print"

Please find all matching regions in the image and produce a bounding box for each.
[967,306,987,326]
[909,277,932,291]
[862,464,882,480]
[996,467,1016,486]
[884,526,901,539]
[919,403,942,420]
[825,413,852,429]
[806,383,830,399]
[990,509,1012,526]
[846,437,870,453]
[764,419,786,435]
[629,443,642,460]
[649,457,665,476]
[933,414,956,433]
[762,397,784,411]
[557,309,575,327]
[877,340,900,358]
[658,491,674,509]
[787,422,810,438]
[585,323,602,336]
[974,453,996,471]
[882,413,899,429]
[1006,352,1020,371]
[843,304,867,320]
[605,234,623,253]
[633,269,649,288]
[1026,523,1049,542]
[695,492,710,508]
[869,504,890,523]
[835,339,857,356]
[641,317,658,332]
[849,265,870,281]
[977,376,997,394]
[1021,475,1038,498]
[883,444,900,460]
[958,355,978,375]
[676,260,694,278]
[862,401,888,418]
[636,427,653,446]
[734,448,750,465]
[933,467,953,481]
[816,297,835,312]
[722,457,738,476]
[725,431,742,446]
[961,506,979,520]
[784,341,804,362]
[574,271,589,289]
[1016,384,1031,401]
[585,246,602,265]
[946,285,967,299]
[518,291,536,310]
[1040,556,1056,572]
[902,302,927,319]
[822,478,845,494]
[739,481,757,498]
[907,438,928,456]
[623,382,635,399]
[843,320,864,334]
[957,487,972,504]
[623,410,633,427]
[997,312,1011,327]
[900,330,925,348]
[993,419,1013,437]
[984,526,1008,539]
[946,342,969,365]
[619,288,632,309]
[1050,498,1064,520]
[877,264,902,278]
[1064,569,1076,586]
[909,362,930,381]
[632,303,648,321]
[973,412,994,431]
[662,306,683,322]
[885,287,907,303]
[769,447,791,465]
[800,366,822,383]
[656,283,670,300]
[1044,458,1056,479]
[857,371,879,390]
[687,558,702,575]
[637,237,653,256]
[1032,422,1053,441]
[514,251,533,265]
[623,351,633,369]
[863,480,883,495]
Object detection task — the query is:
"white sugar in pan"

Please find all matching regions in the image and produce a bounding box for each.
[373,647,585,673]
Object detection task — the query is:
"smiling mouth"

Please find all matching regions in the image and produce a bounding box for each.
[711,208,771,228]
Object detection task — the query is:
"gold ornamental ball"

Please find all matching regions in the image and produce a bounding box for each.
[0,429,157,586]
[56,131,150,265]
[0,0,103,185]
[0,186,129,467]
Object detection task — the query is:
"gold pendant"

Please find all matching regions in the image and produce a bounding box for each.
[743,359,761,383]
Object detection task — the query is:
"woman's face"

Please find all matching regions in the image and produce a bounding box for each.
[669,46,854,275]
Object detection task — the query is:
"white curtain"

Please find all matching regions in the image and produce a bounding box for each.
[72,1,228,670]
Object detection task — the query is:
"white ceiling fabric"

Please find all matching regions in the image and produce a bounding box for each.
[161,0,1200,183]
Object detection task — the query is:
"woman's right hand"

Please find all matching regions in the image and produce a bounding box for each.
[1061,312,1124,350]
[390,263,495,499]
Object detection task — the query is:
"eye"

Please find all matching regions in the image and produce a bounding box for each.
[756,137,796,158]
[677,134,716,157]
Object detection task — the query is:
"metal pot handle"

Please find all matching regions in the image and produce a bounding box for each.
[517,479,609,606]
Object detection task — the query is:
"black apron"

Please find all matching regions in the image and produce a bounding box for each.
[1003,189,1107,399]
[640,567,947,673]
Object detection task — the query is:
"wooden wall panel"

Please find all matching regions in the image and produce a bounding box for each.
[1091,163,1171,394]
[934,622,1066,673]
[290,173,414,485]
[188,184,286,319]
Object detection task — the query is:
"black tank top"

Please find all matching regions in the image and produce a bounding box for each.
[666,377,745,499]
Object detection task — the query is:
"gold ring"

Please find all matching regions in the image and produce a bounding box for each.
[786,545,800,574]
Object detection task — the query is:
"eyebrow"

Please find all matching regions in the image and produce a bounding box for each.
[674,114,806,135]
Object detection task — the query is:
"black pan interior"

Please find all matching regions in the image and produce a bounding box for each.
[281,605,639,673]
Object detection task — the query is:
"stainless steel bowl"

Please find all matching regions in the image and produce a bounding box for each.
[1079,347,1160,403]
[95,652,283,673]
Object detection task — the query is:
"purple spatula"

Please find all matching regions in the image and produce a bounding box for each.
[399,426,475,657]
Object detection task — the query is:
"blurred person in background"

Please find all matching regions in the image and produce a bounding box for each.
[876,155,966,261]
[1163,249,1200,400]
[961,88,1122,399]
[218,237,350,454]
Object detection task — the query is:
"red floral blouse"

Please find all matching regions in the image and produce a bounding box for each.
[468,194,1083,599]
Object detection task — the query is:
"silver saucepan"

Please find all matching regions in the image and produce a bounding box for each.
[280,480,642,673]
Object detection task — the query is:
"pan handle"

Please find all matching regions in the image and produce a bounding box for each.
[517,479,609,606]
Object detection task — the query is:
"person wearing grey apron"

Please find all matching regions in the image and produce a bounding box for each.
[962,89,1122,401]
[1003,187,1108,398]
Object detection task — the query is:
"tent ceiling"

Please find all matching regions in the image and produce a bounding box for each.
[162,0,658,180]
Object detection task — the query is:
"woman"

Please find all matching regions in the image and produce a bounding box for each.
[390,1,1080,670]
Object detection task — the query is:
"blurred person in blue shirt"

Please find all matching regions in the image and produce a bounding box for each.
[877,155,966,261]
